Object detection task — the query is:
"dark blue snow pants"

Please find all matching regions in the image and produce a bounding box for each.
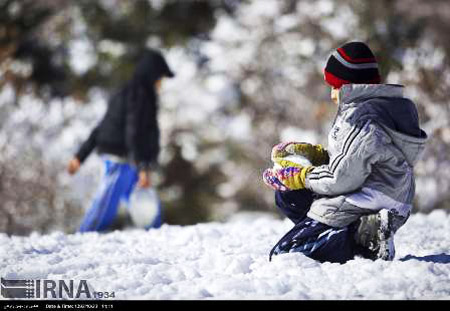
[270,190,358,264]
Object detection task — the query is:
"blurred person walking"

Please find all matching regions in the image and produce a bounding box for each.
[263,41,428,263]
[67,49,174,233]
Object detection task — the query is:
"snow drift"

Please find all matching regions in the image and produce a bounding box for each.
[1,211,449,300]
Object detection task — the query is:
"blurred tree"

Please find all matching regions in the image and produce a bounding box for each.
[1,0,239,100]
[0,0,238,234]
[0,0,70,100]
[1,0,449,235]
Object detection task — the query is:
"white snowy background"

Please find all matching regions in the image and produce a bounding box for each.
[1,210,449,300]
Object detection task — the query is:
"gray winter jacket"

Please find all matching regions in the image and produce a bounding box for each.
[305,84,427,228]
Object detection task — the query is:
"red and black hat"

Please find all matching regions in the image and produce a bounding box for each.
[324,41,381,89]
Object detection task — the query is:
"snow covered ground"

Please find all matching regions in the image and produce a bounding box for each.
[1,210,449,300]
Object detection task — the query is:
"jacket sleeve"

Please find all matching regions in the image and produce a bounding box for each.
[75,124,99,163]
[125,88,159,171]
[147,121,160,166]
[305,120,383,196]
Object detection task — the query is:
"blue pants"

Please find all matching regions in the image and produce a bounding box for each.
[79,160,161,233]
[270,190,358,264]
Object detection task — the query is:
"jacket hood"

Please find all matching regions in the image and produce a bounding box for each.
[132,49,175,86]
[340,84,428,166]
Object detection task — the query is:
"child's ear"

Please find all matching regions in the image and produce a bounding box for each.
[331,87,339,105]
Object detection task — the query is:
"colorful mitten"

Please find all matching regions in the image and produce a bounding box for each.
[273,165,314,191]
[271,142,329,167]
[262,168,289,192]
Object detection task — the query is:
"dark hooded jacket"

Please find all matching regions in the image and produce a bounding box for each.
[75,49,174,170]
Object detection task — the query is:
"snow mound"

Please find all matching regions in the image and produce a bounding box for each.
[1,211,449,300]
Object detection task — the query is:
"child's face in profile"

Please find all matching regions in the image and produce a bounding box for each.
[331,87,339,105]
[155,78,164,94]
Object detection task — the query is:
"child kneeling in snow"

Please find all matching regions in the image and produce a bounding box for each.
[263,41,427,263]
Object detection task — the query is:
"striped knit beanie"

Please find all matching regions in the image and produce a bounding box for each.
[324,41,381,89]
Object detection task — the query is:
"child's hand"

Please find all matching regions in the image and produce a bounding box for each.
[138,170,152,188]
[262,168,289,192]
[263,165,314,192]
[271,142,329,166]
[271,142,302,160]
[67,158,81,175]
[274,165,313,191]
